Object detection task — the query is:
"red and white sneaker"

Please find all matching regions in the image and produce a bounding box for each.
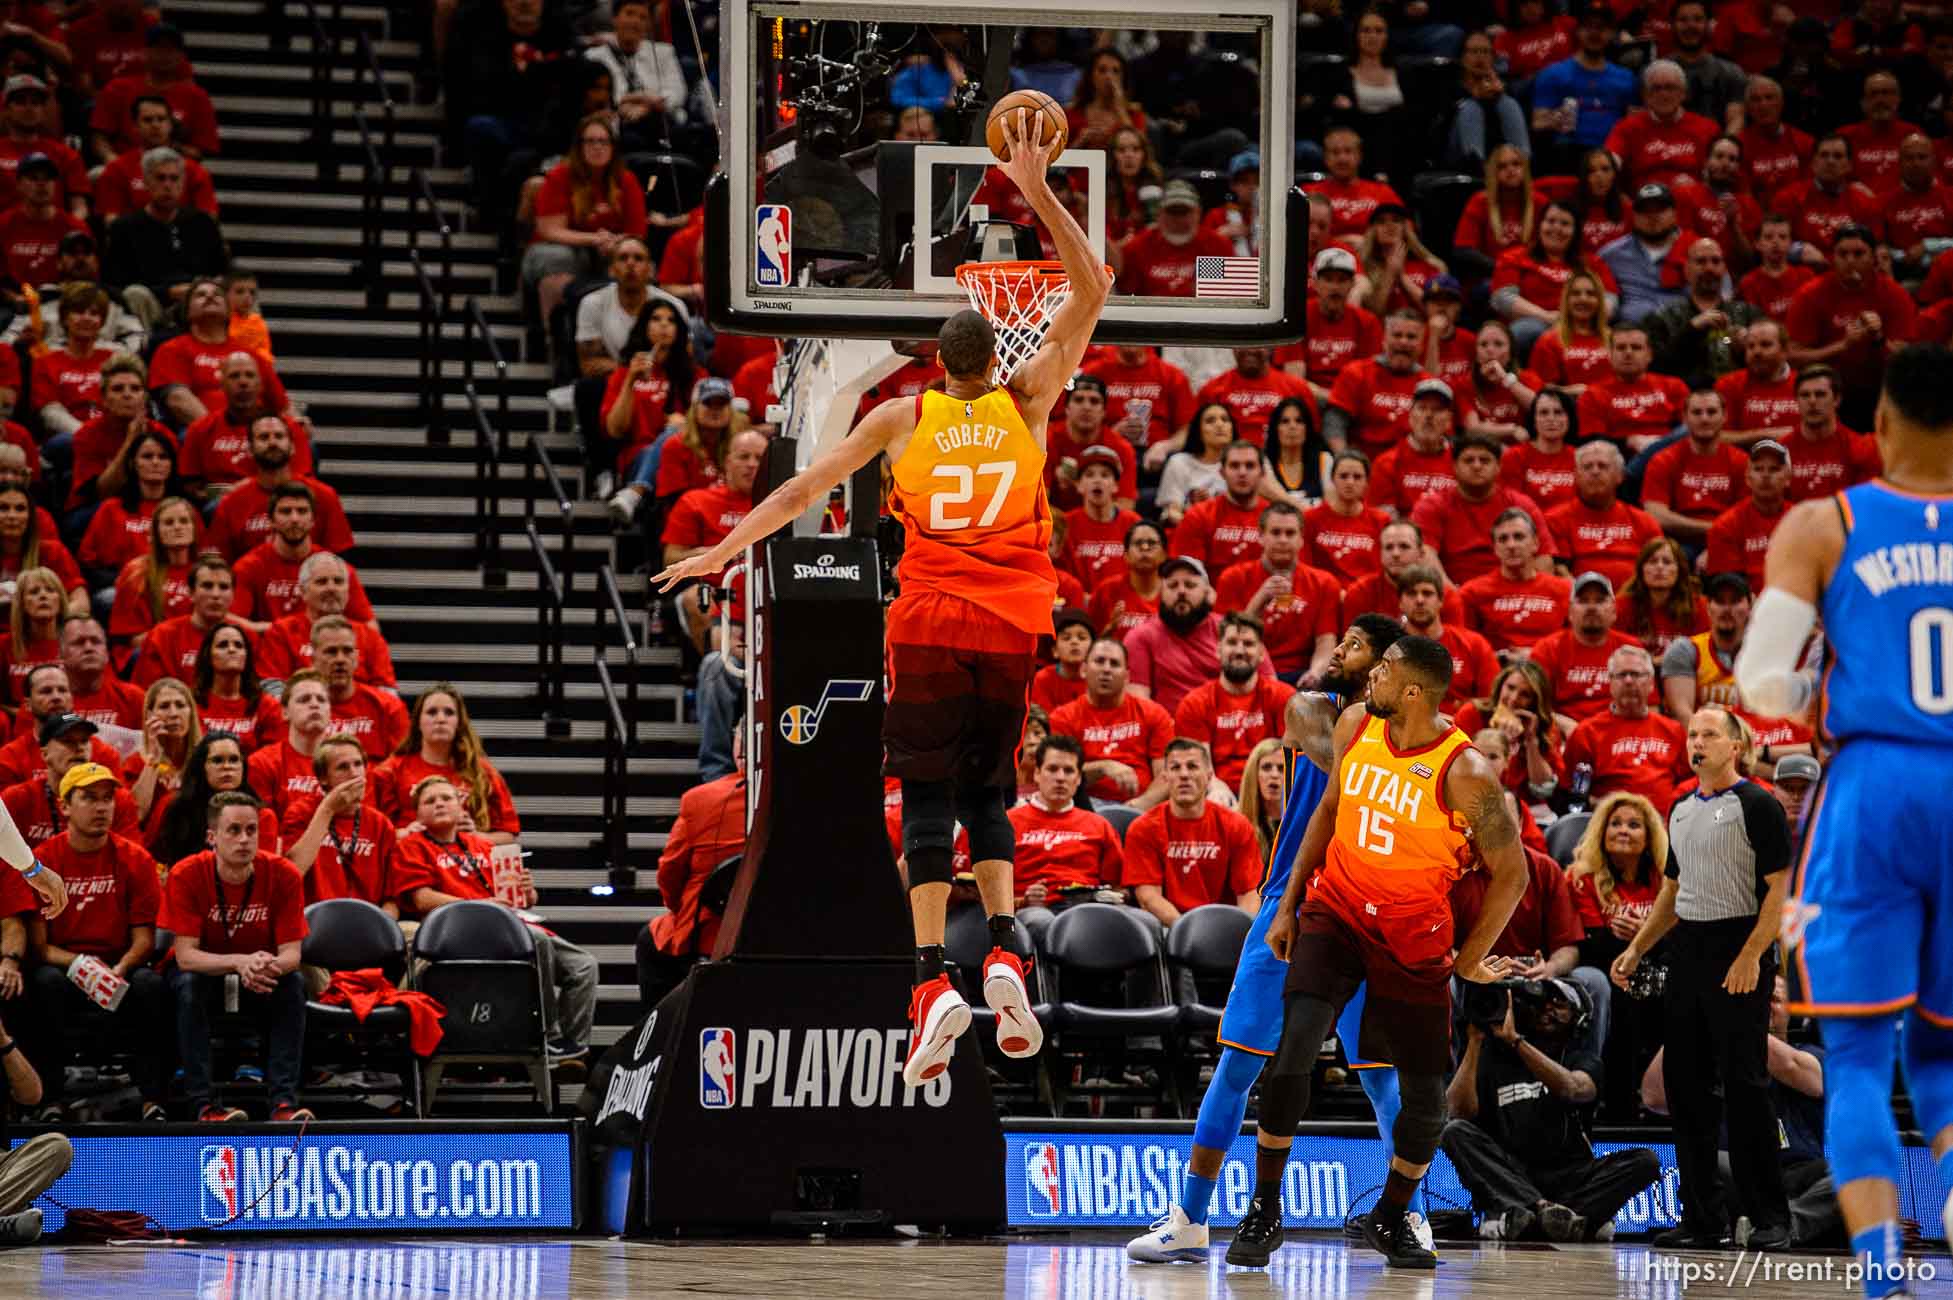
[902,974,970,1088]
[983,947,1044,1059]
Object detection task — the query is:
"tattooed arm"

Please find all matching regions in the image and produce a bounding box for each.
[1282,691,1343,775]
[1447,746,1527,984]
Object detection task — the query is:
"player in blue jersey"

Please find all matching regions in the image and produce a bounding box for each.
[1127,614,1412,1267]
[1736,344,1953,1300]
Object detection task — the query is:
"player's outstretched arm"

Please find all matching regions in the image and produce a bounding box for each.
[1449,749,1524,983]
[1266,703,1364,961]
[0,792,60,917]
[1734,496,1840,718]
[653,401,906,591]
[993,110,1114,425]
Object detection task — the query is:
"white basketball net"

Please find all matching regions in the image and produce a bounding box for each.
[956,262,1072,384]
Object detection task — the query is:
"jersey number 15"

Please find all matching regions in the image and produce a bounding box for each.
[1357,805,1396,856]
[930,461,1016,531]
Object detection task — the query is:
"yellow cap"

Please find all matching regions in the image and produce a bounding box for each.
[58,762,119,802]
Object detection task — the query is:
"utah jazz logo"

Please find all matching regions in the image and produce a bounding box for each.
[779,678,876,744]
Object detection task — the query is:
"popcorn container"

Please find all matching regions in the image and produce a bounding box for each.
[68,953,128,1012]
[492,844,528,907]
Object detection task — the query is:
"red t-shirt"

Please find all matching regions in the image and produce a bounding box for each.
[1305,175,1405,237]
[370,752,521,836]
[31,345,119,425]
[1503,442,1578,511]
[1785,272,1918,394]
[0,776,138,848]
[1454,188,1548,257]
[78,497,158,571]
[660,484,754,584]
[133,614,243,687]
[71,676,145,731]
[1114,225,1236,296]
[329,684,410,759]
[1296,301,1383,388]
[1714,365,1800,435]
[255,612,395,688]
[207,476,353,561]
[1194,368,1316,446]
[1046,427,1137,511]
[1342,573,1465,625]
[1173,677,1294,788]
[198,691,286,754]
[1460,571,1573,652]
[178,411,313,485]
[1450,847,1585,960]
[1771,180,1886,252]
[1577,373,1690,448]
[1062,507,1141,589]
[1328,360,1428,456]
[1410,483,1553,586]
[1497,14,1575,75]
[1528,629,1644,723]
[246,740,321,831]
[1088,574,1160,639]
[1705,497,1789,590]
[1171,495,1265,574]
[1737,123,1813,202]
[1605,109,1720,189]
[1366,441,1457,516]
[1046,693,1175,802]
[1028,665,1087,716]
[36,831,159,958]
[1736,264,1818,322]
[68,8,157,89]
[294,803,425,907]
[1564,709,1691,810]
[1669,178,1762,265]
[1546,498,1664,588]
[1881,181,1953,250]
[232,544,375,623]
[0,205,90,285]
[1084,353,1196,447]
[1528,329,1613,388]
[148,338,287,415]
[1784,427,1882,503]
[532,161,648,237]
[1569,868,1662,931]
[91,74,220,156]
[1212,560,1341,674]
[1433,622,1502,714]
[1839,118,1920,195]
[1641,438,1750,521]
[161,851,309,956]
[1007,801,1125,894]
[394,829,499,909]
[599,366,676,477]
[1121,801,1263,913]
[1302,503,1389,583]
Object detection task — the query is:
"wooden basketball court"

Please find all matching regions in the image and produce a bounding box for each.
[1,1233,1931,1298]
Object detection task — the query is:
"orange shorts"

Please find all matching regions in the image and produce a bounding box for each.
[883,590,1037,786]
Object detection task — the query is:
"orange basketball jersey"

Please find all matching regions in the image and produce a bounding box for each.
[1321,714,1474,909]
[888,387,1059,635]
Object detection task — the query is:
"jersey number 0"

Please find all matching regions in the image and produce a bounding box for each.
[929,461,1017,531]
[1911,607,1953,714]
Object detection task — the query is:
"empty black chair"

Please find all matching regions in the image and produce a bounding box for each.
[413,901,550,1115]
[1546,811,1593,866]
[1094,804,1141,843]
[1410,170,1480,263]
[1166,904,1253,1038]
[302,898,421,1114]
[1043,904,1183,1115]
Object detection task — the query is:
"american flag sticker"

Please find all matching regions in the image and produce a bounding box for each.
[1194,255,1260,299]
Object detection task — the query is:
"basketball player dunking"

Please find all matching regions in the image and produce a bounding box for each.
[1252,636,1528,1268]
[654,109,1112,1087]
[1737,343,1953,1300]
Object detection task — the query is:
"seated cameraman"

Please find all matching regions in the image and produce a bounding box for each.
[1442,978,1661,1242]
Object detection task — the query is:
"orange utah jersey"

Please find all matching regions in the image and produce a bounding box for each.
[888,387,1059,635]
[1322,714,1475,909]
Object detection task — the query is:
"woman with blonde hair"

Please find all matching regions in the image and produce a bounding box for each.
[1452,144,1539,261]
[0,486,84,614]
[2,566,64,699]
[128,676,202,832]
[1104,125,1164,244]
[374,682,520,844]
[1567,789,1670,1114]
[1237,737,1287,863]
[1355,204,1447,315]
[110,496,204,647]
[1528,269,1614,394]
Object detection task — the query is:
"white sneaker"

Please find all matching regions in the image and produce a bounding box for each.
[1126,1206,1209,1262]
[982,948,1043,1059]
[901,976,971,1089]
[1593,1222,1616,1242]
[1406,1211,1435,1253]
[607,487,640,526]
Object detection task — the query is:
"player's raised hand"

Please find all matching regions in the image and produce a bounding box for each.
[998,107,1062,198]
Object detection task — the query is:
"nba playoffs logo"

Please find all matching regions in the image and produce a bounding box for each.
[201,1144,240,1222]
[755,204,792,288]
[700,1028,737,1109]
[1024,1142,1062,1217]
[779,678,875,745]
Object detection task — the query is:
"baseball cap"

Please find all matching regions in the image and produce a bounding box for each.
[37,712,96,745]
[1053,606,1094,639]
[1069,373,1108,399]
[1077,443,1123,473]
[694,377,734,404]
[1314,247,1358,276]
[58,761,119,801]
[1228,149,1261,178]
[1425,273,1465,300]
[17,152,56,179]
[1774,754,1822,784]
[1412,377,1454,403]
[1750,438,1791,463]
[1160,179,1201,211]
[1632,182,1675,210]
[1571,570,1614,597]
[1704,571,1752,600]
[3,74,45,100]
[1368,201,1410,223]
[1159,555,1208,581]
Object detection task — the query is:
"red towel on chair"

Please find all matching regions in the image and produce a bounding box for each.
[319,968,447,1056]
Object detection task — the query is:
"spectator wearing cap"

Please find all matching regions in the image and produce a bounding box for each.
[660,429,765,652]
[0,712,140,844]
[1785,227,1915,421]
[1192,348,1318,448]
[606,372,736,524]
[207,417,353,562]
[1530,9,1636,169]
[1088,520,1165,640]
[1415,275,1476,395]
[1172,612,1296,788]
[1575,325,1692,457]
[1461,508,1572,659]
[1046,375,1136,514]
[103,151,229,327]
[1705,441,1792,590]
[0,75,88,217]
[93,93,219,223]
[90,24,219,162]
[1213,503,1340,683]
[1170,440,1270,576]
[1199,150,1261,258]
[1365,377,1459,517]
[1410,433,1554,587]
[1770,752,1821,837]
[1298,248,1382,405]
[1326,309,1434,458]
[1643,239,1759,389]
[1605,61,1720,191]
[1031,608,1095,716]
[162,790,311,1124]
[1304,127,1405,240]
[1772,137,1885,257]
[1597,183,1688,326]
[1565,644,1691,810]
[256,553,395,688]
[1546,442,1662,589]
[0,153,89,289]
[1113,179,1234,297]
[18,760,167,1121]
[1355,200,1447,316]
[313,618,408,760]
[1528,571,1646,730]
[1397,563,1499,714]
[1778,366,1882,503]
[1123,556,1279,714]
[1642,387,1750,544]
[1062,447,1140,591]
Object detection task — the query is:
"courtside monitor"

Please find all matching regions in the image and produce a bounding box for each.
[710,1,1302,345]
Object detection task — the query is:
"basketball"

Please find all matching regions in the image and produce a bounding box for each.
[985,90,1067,163]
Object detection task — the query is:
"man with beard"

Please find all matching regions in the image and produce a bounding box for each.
[1171,442,1269,576]
[232,483,376,625]
[312,617,407,760]
[1124,556,1275,714]
[1173,615,1295,788]
[1131,615,1436,1266]
[206,416,354,561]
[1668,0,1747,128]
[1397,564,1498,715]
[1528,572,1644,730]
[132,557,247,686]
[1714,318,1800,445]
[256,552,395,688]
[1115,179,1235,298]
[178,353,312,494]
[1214,503,1340,684]
[1047,637,1174,809]
[1644,238,1759,388]
[1597,186,1689,327]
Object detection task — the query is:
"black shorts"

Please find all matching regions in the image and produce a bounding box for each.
[882,590,1036,787]
[1285,887,1455,1075]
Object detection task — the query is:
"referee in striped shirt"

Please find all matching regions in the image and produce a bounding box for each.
[1611,706,1795,1251]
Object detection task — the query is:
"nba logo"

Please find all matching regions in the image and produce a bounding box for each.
[700,1028,737,1109]
[201,1144,239,1223]
[1023,1142,1062,1217]
[754,204,792,288]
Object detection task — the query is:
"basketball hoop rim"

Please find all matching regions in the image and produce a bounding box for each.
[954,259,1116,316]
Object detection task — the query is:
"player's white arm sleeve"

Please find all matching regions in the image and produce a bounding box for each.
[1733,588,1819,718]
[0,793,34,872]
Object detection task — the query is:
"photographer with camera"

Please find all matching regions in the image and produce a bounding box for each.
[1442,976,1662,1241]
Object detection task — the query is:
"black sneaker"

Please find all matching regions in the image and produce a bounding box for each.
[1537,1202,1587,1242]
[1746,1223,1792,1252]
[1480,1205,1537,1241]
[1225,1194,1284,1267]
[1361,1209,1439,1269]
[1653,1225,1732,1249]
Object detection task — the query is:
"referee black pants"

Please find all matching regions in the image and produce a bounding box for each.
[1663,918,1789,1236]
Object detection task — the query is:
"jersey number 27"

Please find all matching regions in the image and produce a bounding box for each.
[930,461,1016,531]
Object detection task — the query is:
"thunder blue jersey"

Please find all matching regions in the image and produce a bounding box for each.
[1260,693,1341,895]
[1819,483,1953,747]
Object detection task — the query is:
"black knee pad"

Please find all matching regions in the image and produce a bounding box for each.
[953,780,1015,865]
[902,780,956,886]
[1392,1072,1447,1163]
